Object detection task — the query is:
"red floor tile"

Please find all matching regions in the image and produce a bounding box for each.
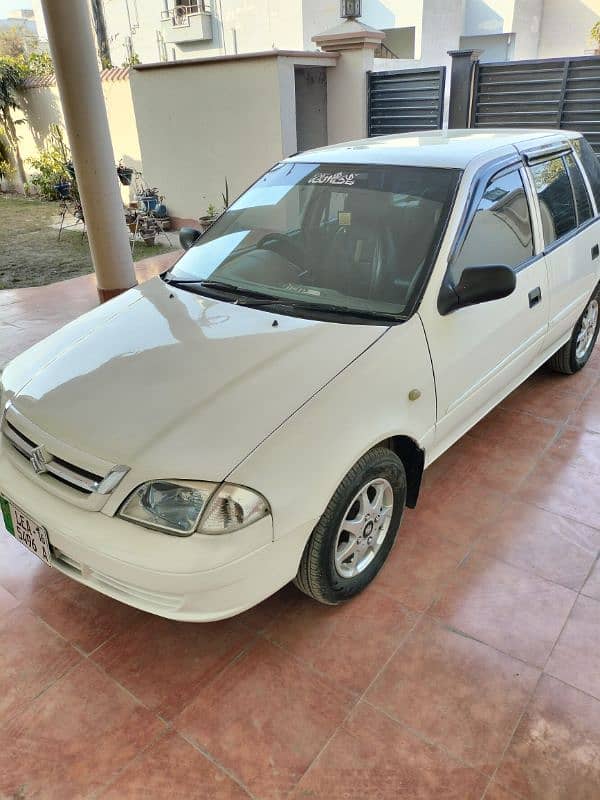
[496,675,600,800]
[483,781,523,799]
[367,617,539,773]
[264,586,416,694]
[468,407,559,453]
[98,731,251,799]
[176,639,353,800]
[476,500,600,590]
[432,552,576,667]
[406,479,506,547]
[236,584,298,633]
[0,660,164,800]
[375,522,469,612]
[547,426,600,474]
[546,595,600,699]
[0,584,18,618]
[501,374,583,422]
[93,614,253,720]
[567,389,600,432]
[428,433,543,495]
[0,531,63,602]
[292,702,488,800]
[0,607,80,724]
[582,558,600,601]
[27,576,142,654]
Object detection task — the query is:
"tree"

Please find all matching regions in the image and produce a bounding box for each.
[0,53,52,188]
[0,24,38,58]
[90,0,112,69]
[0,57,27,185]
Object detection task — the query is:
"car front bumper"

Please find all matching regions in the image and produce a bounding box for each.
[0,453,313,621]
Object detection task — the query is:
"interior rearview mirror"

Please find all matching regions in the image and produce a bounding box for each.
[179,227,202,251]
[438,264,516,315]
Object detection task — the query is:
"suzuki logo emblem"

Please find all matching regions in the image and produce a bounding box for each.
[30,446,49,475]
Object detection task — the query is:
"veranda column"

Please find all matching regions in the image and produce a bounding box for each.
[41,0,137,302]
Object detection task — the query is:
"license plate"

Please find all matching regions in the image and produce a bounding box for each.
[0,495,52,566]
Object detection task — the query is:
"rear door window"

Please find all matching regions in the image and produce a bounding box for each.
[573,137,600,211]
[530,158,577,246]
[565,152,593,225]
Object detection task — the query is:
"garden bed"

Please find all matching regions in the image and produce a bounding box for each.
[0,194,175,289]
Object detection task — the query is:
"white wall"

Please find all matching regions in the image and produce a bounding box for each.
[538,0,600,58]
[130,55,288,220]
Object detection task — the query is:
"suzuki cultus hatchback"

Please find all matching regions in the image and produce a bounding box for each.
[2,129,600,620]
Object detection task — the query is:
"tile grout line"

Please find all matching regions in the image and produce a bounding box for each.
[281,609,425,796]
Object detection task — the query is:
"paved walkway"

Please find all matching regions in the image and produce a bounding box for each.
[0,250,180,369]
[1,265,600,798]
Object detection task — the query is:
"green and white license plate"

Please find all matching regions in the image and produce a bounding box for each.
[0,495,52,566]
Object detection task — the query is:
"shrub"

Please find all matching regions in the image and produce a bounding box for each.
[27,124,72,200]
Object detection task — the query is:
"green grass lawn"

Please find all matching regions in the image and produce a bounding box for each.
[0,194,176,290]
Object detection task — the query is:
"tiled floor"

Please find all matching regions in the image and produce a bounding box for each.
[1,265,600,798]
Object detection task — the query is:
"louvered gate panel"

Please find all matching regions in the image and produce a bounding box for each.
[472,56,600,157]
[561,59,600,156]
[368,67,445,137]
[473,60,566,129]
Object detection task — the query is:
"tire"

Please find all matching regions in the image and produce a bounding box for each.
[549,287,600,374]
[294,446,406,605]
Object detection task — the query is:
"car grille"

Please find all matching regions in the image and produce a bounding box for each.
[2,410,129,497]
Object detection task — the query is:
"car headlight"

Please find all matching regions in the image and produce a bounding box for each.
[118,480,270,536]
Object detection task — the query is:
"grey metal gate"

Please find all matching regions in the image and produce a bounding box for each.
[368,67,446,137]
[471,56,600,156]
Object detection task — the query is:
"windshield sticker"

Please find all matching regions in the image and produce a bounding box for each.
[338,211,352,226]
[308,171,356,186]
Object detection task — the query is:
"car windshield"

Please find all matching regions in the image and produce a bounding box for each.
[166,162,460,320]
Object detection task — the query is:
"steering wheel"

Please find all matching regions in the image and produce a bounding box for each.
[256,232,305,273]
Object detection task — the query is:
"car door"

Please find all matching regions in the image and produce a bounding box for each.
[524,145,599,349]
[418,160,550,457]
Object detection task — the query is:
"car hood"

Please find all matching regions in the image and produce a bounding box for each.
[6,277,386,480]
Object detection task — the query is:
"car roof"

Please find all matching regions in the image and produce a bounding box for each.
[288,128,578,170]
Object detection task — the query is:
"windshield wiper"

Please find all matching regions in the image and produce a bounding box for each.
[164,276,400,321]
[236,297,400,322]
[164,276,281,301]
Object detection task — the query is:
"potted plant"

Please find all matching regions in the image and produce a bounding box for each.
[117,163,134,186]
[199,202,218,232]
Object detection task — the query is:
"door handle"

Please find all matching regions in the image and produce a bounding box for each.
[528,287,541,308]
[592,244,599,260]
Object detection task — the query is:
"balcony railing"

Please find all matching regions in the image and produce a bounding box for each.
[374,42,399,59]
[160,3,213,42]
[161,3,211,27]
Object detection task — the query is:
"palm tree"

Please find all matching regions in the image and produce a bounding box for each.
[0,58,27,186]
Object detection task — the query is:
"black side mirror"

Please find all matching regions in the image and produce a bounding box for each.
[438,264,516,315]
[179,227,202,251]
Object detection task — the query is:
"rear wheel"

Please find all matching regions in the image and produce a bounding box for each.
[550,290,600,374]
[294,447,406,605]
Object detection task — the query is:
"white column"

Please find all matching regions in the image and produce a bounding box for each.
[313,20,384,145]
[41,0,137,302]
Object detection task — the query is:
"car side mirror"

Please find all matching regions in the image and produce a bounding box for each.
[438,264,516,315]
[179,227,202,251]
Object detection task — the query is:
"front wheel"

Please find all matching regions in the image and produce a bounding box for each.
[294,447,406,605]
[550,289,600,374]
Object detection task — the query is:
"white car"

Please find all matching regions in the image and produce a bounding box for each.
[1,129,599,621]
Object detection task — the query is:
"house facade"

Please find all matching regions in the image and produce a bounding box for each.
[30,0,600,68]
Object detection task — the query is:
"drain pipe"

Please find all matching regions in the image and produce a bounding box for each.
[40,0,137,303]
